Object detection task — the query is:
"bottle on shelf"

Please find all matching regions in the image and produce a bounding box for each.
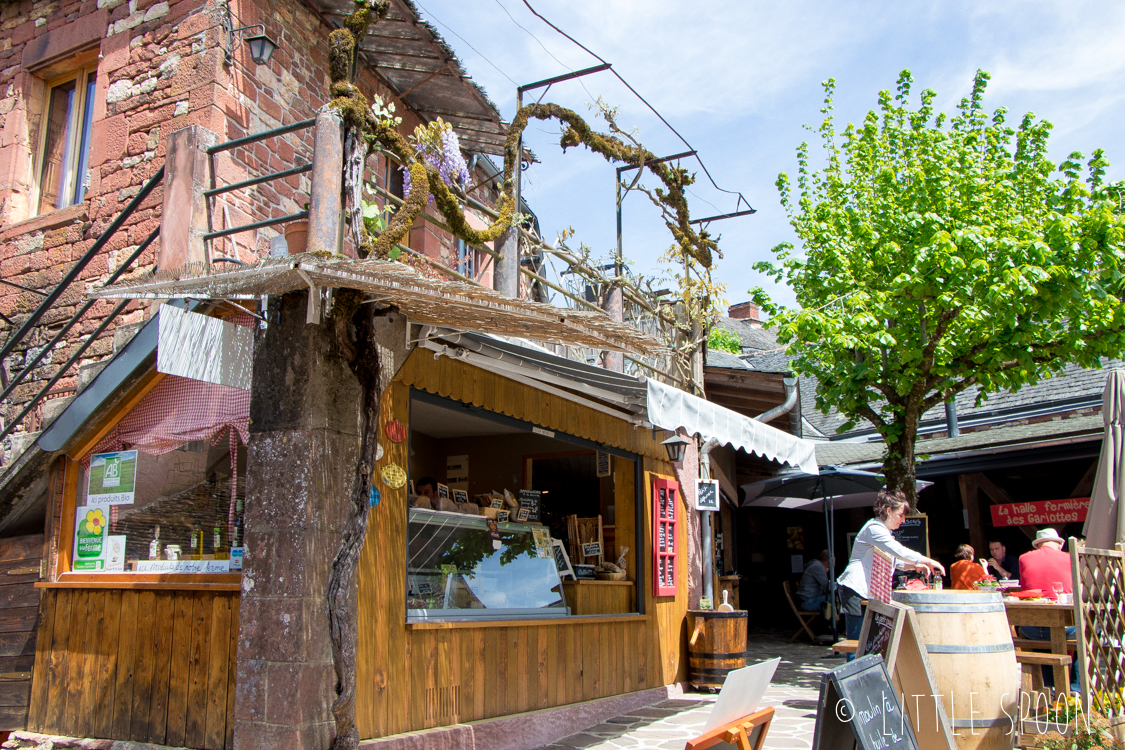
[232,499,244,549]
[212,517,226,559]
[190,522,203,560]
[148,525,161,560]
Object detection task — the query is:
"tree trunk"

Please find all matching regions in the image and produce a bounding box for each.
[882,410,921,506]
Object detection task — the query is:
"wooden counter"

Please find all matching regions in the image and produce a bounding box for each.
[561,580,635,615]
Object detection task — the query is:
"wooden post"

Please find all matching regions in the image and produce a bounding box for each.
[957,473,986,556]
[307,107,343,256]
[602,283,624,372]
[159,126,218,270]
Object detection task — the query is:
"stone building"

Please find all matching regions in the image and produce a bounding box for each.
[0,0,513,456]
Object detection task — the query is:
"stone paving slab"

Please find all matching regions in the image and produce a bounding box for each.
[534,635,839,750]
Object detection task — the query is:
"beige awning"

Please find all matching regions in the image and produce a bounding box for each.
[90,255,669,355]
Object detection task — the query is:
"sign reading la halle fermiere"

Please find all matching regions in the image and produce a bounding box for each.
[990,498,1089,527]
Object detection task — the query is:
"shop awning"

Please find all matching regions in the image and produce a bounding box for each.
[90,256,669,355]
[646,378,819,475]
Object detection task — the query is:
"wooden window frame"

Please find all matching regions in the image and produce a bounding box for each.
[44,370,240,590]
[652,477,679,597]
[31,63,97,218]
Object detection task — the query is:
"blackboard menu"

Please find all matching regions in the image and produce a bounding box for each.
[518,490,541,522]
[812,655,919,750]
[863,611,896,663]
[890,514,928,557]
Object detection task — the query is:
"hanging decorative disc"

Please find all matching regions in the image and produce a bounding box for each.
[384,419,406,443]
[381,463,407,489]
[375,443,384,461]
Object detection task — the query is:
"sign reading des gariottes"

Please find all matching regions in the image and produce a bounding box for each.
[990,497,1089,527]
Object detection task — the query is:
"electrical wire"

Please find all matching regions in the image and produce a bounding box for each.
[414,1,518,86]
[519,0,754,213]
[491,0,598,103]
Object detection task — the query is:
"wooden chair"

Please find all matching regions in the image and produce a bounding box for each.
[783,580,820,643]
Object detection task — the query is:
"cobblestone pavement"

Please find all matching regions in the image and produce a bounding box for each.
[535,634,838,750]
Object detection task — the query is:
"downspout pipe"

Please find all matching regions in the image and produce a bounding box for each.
[754,376,798,425]
[698,436,722,608]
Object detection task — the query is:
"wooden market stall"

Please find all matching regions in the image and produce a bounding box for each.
[354,346,691,738]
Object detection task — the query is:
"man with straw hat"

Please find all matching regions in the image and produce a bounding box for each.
[1017,528,1078,692]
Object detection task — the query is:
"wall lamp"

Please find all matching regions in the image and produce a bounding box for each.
[660,434,690,463]
[224,21,278,66]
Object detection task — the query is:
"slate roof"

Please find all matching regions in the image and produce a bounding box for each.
[815,414,1103,468]
[705,350,749,369]
[740,337,1118,441]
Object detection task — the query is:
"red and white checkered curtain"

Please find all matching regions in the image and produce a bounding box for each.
[870,547,894,604]
[84,374,250,530]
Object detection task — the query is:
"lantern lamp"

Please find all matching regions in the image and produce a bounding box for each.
[223,21,278,66]
[243,33,278,65]
[661,434,690,463]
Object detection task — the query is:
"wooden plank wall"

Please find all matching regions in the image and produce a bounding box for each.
[28,589,238,749]
[355,351,691,740]
[0,535,43,731]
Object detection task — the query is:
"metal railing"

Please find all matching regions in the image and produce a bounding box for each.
[0,117,318,446]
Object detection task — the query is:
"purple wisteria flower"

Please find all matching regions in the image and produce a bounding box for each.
[403,120,470,199]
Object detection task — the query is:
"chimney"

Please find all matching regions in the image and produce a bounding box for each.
[728,302,762,327]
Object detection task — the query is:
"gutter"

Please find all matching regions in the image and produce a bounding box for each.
[754,377,800,435]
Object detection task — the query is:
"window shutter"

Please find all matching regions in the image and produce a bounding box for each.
[652,477,679,597]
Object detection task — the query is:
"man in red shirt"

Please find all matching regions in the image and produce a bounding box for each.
[1018,528,1077,692]
[1019,528,1072,598]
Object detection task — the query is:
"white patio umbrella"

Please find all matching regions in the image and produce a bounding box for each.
[1083,371,1125,549]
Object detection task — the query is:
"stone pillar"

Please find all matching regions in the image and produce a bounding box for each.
[307,107,343,256]
[232,291,362,750]
[601,283,624,372]
[159,125,218,270]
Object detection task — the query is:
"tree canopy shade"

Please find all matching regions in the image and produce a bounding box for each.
[751,70,1125,499]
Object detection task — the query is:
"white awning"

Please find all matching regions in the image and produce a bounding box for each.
[646,378,820,475]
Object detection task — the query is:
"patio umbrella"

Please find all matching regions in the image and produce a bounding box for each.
[741,466,932,640]
[1083,371,1125,549]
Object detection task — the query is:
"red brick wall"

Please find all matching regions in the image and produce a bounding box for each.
[0,0,502,448]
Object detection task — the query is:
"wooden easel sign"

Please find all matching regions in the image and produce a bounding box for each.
[856,601,955,750]
[812,655,919,750]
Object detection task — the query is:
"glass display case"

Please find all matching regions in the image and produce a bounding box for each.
[407,508,568,620]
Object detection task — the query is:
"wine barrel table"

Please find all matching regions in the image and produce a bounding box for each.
[687,609,747,691]
[893,591,1019,750]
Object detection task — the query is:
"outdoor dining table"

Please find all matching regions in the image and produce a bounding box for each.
[1004,599,1075,689]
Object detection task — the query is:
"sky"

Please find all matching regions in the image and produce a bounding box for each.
[412,0,1125,311]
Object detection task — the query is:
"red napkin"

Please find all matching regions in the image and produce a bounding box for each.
[1009,589,1043,599]
[904,579,928,591]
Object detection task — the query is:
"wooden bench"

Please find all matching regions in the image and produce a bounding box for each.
[1013,638,1076,654]
[1015,650,1073,697]
[831,639,858,655]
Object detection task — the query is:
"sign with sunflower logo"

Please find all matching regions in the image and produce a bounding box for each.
[73,506,108,570]
[87,450,138,507]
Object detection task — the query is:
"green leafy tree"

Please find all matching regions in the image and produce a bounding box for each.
[752,70,1125,499]
[708,326,742,354]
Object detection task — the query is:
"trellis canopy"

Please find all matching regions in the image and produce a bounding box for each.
[91,256,670,355]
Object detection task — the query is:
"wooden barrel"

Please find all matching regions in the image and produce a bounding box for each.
[687,609,747,690]
[893,591,1019,750]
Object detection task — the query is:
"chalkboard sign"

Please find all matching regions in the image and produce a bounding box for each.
[856,600,907,671]
[551,539,575,580]
[812,655,919,750]
[574,564,597,580]
[518,490,541,522]
[597,451,611,478]
[695,479,720,511]
[890,514,929,557]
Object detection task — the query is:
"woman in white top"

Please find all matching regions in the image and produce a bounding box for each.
[837,489,946,649]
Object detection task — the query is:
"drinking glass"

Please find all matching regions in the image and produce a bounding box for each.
[1051,582,1065,599]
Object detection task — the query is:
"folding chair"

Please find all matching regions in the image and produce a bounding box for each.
[783,580,820,643]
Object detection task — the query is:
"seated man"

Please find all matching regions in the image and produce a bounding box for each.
[797,550,831,611]
[950,544,986,589]
[1018,528,1078,692]
[988,539,1020,580]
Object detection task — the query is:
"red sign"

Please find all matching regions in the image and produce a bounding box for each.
[990,498,1089,527]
